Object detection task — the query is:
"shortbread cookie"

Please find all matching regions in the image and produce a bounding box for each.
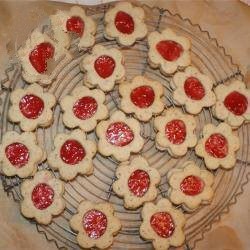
[154,108,197,157]
[195,123,240,170]
[81,45,125,92]
[96,110,144,162]
[213,80,250,128]
[104,2,147,46]
[119,76,165,121]
[50,6,96,50]
[0,131,44,178]
[113,156,161,209]
[17,29,71,85]
[140,198,186,250]
[60,86,108,132]
[148,28,191,75]
[20,170,65,225]
[171,66,216,114]
[48,129,96,181]
[70,200,121,249]
[167,161,214,212]
[8,84,56,131]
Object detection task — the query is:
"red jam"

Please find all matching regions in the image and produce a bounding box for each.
[31,183,54,210]
[184,77,205,100]
[60,139,86,165]
[224,91,248,116]
[165,119,186,145]
[156,40,183,62]
[73,96,98,120]
[106,122,134,147]
[128,169,150,197]
[180,175,204,196]
[205,133,228,158]
[94,55,116,79]
[19,94,44,119]
[5,143,29,168]
[29,42,55,74]
[114,11,134,34]
[150,212,175,238]
[82,209,107,239]
[66,16,84,37]
[130,85,155,108]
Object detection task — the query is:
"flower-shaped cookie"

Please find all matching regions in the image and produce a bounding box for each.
[154,108,197,157]
[140,199,186,250]
[48,129,96,181]
[167,161,214,212]
[81,45,125,92]
[50,6,96,50]
[148,28,191,75]
[8,84,56,131]
[104,2,147,46]
[96,110,144,162]
[0,131,44,178]
[70,200,121,249]
[195,123,240,170]
[60,86,108,132]
[213,80,250,128]
[17,29,71,85]
[113,156,161,209]
[119,76,165,121]
[20,170,65,225]
[171,66,216,114]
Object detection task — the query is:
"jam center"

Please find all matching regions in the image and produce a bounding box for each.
[184,77,205,100]
[205,133,228,158]
[180,175,204,196]
[130,85,155,108]
[165,119,186,145]
[94,55,116,79]
[114,11,134,34]
[66,16,84,37]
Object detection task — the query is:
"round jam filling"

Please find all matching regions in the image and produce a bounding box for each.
[128,169,150,197]
[29,42,55,74]
[106,122,134,147]
[184,77,205,100]
[180,175,204,196]
[114,11,134,34]
[130,85,155,108]
[66,16,84,37]
[31,183,54,210]
[150,212,175,238]
[205,133,228,158]
[94,55,116,79]
[19,94,44,119]
[82,209,107,239]
[165,119,186,145]
[5,142,29,168]
[224,91,248,116]
[156,40,183,62]
[73,96,98,120]
[60,139,86,165]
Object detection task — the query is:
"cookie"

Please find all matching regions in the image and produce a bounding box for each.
[171,66,216,114]
[96,110,144,162]
[81,44,125,92]
[60,86,108,132]
[20,170,65,225]
[213,80,250,128]
[119,75,165,121]
[154,108,197,157]
[148,28,191,75]
[113,156,161,209]
[0,131,44,178]
[50,6,96,50]
[140,198,186,250]
[48,129,96,181]
[70,200,121,249]
[104,1,147,46]
[17,29,72,85]
[195,123,240,170]
[167,161,214,212]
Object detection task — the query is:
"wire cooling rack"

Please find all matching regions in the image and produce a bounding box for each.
[1,3,250,250]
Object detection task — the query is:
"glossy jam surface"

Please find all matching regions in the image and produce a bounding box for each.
[114,11,134,34]
[205,133,228,158]
[180,175,204,196]
[66,16,84,37]
[165,119,186,145]
[184,77,205,100]
[94,55,116,79]
[130,85,155,108]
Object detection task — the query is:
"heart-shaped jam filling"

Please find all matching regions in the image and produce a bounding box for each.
[66,16,84,37]
[205,133,228,158]
[130,85,155,108]
[165,119,186,145]
[184,77,205,100]
[94,55,116,79]
[180,175,204,196]
[115,11,134,34]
